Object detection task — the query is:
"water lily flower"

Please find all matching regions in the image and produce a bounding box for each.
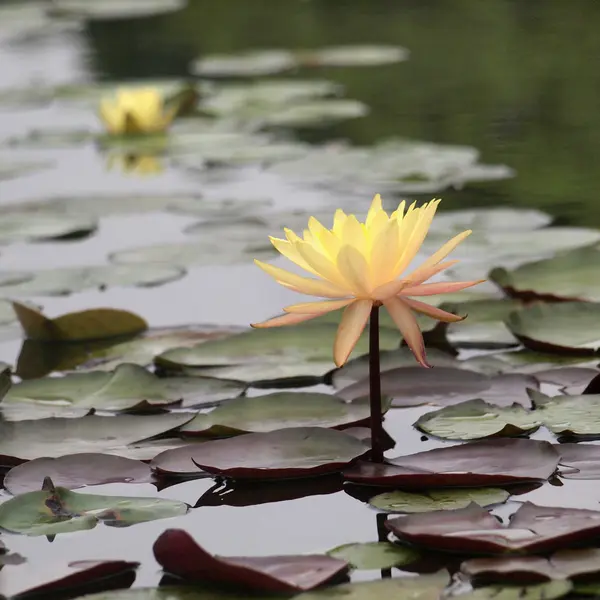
[252,195,484,368]
[99,88,177,136]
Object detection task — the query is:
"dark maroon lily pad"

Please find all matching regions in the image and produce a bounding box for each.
[153,528,349,593]
[343,438,559,488]
[532,367,600,395]
[153,427,368,480]
[584,372,600,394]
[4,453,152,495]
[1,559,138,599]
[462,548,600,585]
[338,367,538,408]
[557,443,600,479]
[387,502,600,554]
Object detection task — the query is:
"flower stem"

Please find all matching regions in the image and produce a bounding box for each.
[369,304,384,463]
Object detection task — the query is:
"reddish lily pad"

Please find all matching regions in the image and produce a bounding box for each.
[532,367,600,395]
[557,443,600,479]
[153,528,349,592]
[343,438,559,488]
[387,502,600,554]
[338,366,538,408]
[504,302,600,355]
[153,427,368,480]
[4,453,152,495]
[0,559,139,599]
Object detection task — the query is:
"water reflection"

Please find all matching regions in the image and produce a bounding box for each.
[105,153,165,176]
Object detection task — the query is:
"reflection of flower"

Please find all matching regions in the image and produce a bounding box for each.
[252,194,483,367]
[99,88,177,135]
[106,153,163,176]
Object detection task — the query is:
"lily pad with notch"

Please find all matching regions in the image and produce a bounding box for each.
[326,541,420,571]
[180,393,389,437]
[153,528,348,592]
[0,476,188,536]
[504,302,600,355]
[152,427,368,480]
[415,399,542,441]
[4,453,152,495]
[386,502,600,554]
[343,438,559,488]
[369,487,510,513]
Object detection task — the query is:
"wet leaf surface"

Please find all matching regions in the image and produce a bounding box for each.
[153,528,348,592]
[180,393,388,437]
[415,399,542,441]
[4,453,152,495]
[326,541,420,570]
[369,487,510,513]
[344,439,559,488]
[153,427,368,479]
[387,501,600,554]
[532,391,600,438]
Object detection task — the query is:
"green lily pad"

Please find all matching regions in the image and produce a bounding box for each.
[3,363,245,415]
[192,49,296,78]
[462,581,573,600]
[0,263,185,296]
[490,245,600,303]
[4,127,94,150]
[298,45,409,67]
[531,391,600,438]
[0,476,187,536]
[326,541,420,570]
[180,393,389,437]
[415,399,542,441]
[262,99,368,128]
[429,207,552,233]
[505,302,600,354]
[0,413,192,463]
[0,212,96,243]
[47,0,187,19]
[0,159,53,181]
[12,301,147,342]
[369,487,510,513]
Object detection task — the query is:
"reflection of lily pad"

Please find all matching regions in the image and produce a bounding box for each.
[180,394,388,437]
[193,49,296,78]
[0,264,185,296]
[0,477,187,536]
[505,302,600,354]
[47,0,187,19]
[491,246,600,303]
[370,487,510,513]
[4,363,245,413]
[299,45,409,67]
[326,542,419,571]
[415,399,542,441]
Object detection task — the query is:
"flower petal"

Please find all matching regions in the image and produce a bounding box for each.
[295,240,349,288]
[402,279,486,296]
[372,278,409,301]
[99,99,124,135]
[254,260,347,298]
[383,297,431,368]
[269,237,315,273]
[366,193,386,227]
[251,312,320,328]
[284,298,354,314]
[405,260,458,286]
[370,218,400,287]
[333,299,372,367]
[403,298,465,323]
[336,245,372,296]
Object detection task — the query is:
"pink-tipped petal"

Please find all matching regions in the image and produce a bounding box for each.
[284,298,354,314]
[405,260,459,286]
[333,299,372,367]
[251,312,320,328]
[383,297,431,368]
[402,279,486,297]
[402,298,465,323]
[372,278,409,301]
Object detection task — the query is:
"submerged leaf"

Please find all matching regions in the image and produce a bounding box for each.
[326,541,420,570]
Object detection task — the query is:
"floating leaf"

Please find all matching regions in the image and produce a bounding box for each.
[532,367,600,395]
[262,99,368,128]
[298,45,409,67]
[386,502,600,554]
[532,392,600,438]
[47,0,187,19]
[153,427,368,480]
[4,453,152,495]
[0,413,192,463]
[369,487,510,513]
[0,478,188,536]
[153,529,348,592]
[338,366,538,408]
[0,264,185,296]
[557,443,600,479]
[461,581,572,600]
[12,301,147,342]
[0,160,53,181]
[192,49,296,78]
[415,399,542,441]
[0,212,96,244]
[429,207,552,233]
[180,393,388,437]
[344,439,559,488]
[3,363,245,414]
[326,541,419,570]
[490,246,600,303]
[505,302,600,354]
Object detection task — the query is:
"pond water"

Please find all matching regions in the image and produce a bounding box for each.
[1,0,600,598]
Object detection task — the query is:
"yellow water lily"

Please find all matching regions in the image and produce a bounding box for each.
[99,88,177,135]
[252,195,484,367]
